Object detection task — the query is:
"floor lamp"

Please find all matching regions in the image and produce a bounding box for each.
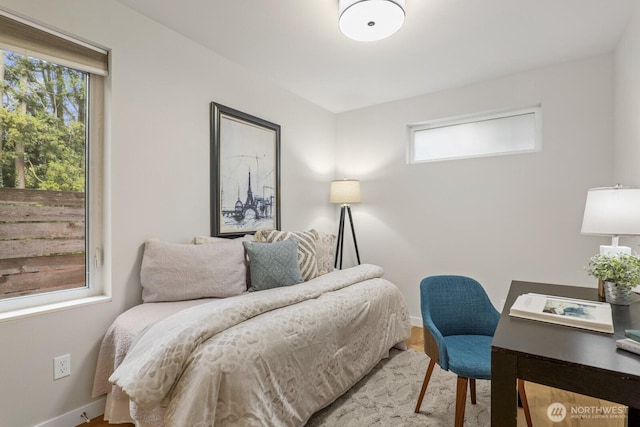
[330,179,361,269]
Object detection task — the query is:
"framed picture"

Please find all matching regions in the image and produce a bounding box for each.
[210,103,281,238]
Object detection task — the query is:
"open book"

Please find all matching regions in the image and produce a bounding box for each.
[509,293,613,333]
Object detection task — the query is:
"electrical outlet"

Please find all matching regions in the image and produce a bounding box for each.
[53,354,71,380]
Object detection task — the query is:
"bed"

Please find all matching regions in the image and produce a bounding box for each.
[92,234,410,426]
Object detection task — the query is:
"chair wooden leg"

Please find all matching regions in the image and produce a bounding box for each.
[469,378,477,404]
[414,359,436,413]
[455,376,468,427]
[518,379,533,427]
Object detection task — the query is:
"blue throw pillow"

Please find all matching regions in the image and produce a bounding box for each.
[243,239,303,291]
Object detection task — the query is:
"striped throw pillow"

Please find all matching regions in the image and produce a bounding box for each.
[255,230,318,281]
[310,229,336,276]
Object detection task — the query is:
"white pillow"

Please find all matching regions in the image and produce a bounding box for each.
[140,238,247,302]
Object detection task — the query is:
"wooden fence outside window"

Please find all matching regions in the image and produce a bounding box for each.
[0,188,86,299]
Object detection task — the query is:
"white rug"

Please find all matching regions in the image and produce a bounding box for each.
[306,349,491,427]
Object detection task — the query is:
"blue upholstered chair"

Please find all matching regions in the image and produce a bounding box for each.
[414,275,532,427]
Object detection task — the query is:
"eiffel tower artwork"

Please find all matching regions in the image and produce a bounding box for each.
[221,170,274,223]
[211,102,280,237]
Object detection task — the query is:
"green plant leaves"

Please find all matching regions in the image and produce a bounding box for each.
[586,253,640,289]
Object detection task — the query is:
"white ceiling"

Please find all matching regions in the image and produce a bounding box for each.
[116,0,634,113]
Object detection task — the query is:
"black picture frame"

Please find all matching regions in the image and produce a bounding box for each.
[210,103,281,238]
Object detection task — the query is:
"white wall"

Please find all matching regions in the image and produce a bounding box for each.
[0,1,631,424]
[0,1,336,426]
[335,55,614,320]
[614,0,640,251]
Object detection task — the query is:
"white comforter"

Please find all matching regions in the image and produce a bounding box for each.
[109,264,410,426]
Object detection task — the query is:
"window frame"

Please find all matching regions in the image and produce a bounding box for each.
[407,105,542,164]
[0,10,109,320]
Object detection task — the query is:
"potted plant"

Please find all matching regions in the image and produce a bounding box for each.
[586,253,640,305]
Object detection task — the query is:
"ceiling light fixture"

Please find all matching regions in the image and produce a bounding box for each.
[339,0,406,42]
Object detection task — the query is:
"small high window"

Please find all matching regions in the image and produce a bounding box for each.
[408,105,541,163]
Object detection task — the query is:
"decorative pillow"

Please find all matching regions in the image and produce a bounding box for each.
[254,230,318,281]
[192,235,255,244]
[253,229,275,242]
[192,234,255,288]
[243,239,303,292]
[310,229,336,276]
[140,238,247,302]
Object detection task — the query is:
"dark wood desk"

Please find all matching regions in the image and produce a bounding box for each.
[491,281,640,426]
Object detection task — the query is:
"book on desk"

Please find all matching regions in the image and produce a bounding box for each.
[616,329,640,356]
[509,293,614,333]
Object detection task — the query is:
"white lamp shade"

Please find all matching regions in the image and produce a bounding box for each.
[330,179,361,204]
[339,0,406,42]
[581,186,640,236]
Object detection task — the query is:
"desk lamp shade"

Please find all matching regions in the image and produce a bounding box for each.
[581,186,640,255]
[330,179,361,205]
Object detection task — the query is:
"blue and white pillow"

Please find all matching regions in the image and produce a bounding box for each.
[254,229,318,281]
[243,239,303,292]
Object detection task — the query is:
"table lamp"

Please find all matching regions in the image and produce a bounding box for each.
[581,185,640,256]
[330,178,361,269]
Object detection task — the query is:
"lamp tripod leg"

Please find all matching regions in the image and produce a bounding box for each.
[346,205,360,265]
[334,206,346,269]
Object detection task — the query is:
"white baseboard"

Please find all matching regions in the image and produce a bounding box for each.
[34,397,105,427]
[410,315,422,327]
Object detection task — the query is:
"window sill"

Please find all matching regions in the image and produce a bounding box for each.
[0,295,112,323]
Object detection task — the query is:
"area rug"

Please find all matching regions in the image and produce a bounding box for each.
[306,349,491,427]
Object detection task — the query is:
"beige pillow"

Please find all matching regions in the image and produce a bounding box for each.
[140,238,247,302]
[254,230,318,281]
[192,234,255,244]
[311,229,336,276]
[192,234,255,287]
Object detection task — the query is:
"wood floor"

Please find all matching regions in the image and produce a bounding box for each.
[81,327,625,427]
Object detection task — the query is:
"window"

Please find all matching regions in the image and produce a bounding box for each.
[0,11,108,316]
[408,105,541,163]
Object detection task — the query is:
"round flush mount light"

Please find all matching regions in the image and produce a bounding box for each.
[339,0,406,42]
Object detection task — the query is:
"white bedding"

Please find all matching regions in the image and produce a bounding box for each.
[94,264,411,426]
[92,298,222,424]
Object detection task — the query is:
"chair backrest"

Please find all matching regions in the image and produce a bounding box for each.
[420,275,500,338]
